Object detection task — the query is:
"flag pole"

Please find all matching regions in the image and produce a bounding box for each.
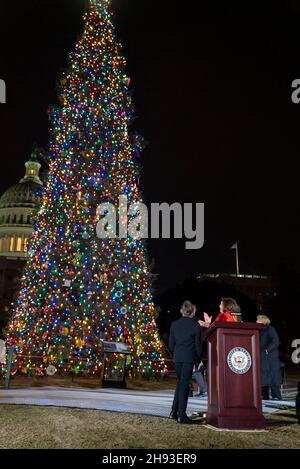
[235,243,240,276]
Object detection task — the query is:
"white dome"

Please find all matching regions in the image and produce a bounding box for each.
[0,151,43,258]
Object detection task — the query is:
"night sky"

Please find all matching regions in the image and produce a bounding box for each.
[1,0,300,292]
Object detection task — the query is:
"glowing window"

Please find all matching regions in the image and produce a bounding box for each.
[0,239,2,252]
[9,237,14,252]
[24,238,28,252]
[16,237,22,252]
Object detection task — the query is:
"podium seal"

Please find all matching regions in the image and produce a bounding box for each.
[227,347,252,374]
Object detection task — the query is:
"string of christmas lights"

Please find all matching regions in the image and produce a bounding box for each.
[7,0,166,378]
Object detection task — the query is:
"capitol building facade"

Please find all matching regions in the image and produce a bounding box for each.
[0,150,44,326]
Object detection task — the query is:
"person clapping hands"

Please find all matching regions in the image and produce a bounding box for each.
[198,298,242,328]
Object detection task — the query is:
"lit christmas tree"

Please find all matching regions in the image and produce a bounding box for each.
[8,0,166,377]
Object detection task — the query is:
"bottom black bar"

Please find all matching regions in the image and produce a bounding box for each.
[0,449,296,465]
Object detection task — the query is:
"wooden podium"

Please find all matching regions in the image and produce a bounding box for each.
[204,322,266,430]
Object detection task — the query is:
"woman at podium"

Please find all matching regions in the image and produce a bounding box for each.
[198,297,242,328]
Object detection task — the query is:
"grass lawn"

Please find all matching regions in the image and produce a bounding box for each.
[0,405,299,449]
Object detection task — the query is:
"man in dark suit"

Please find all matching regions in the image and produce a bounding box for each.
[169,300,202,424]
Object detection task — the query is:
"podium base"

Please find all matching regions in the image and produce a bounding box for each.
[206,414,266,431]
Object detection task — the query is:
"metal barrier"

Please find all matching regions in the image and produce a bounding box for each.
[0,346,113,388]
[4,347,13,389]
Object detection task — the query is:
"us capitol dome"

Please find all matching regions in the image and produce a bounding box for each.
[0,150,43,259]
